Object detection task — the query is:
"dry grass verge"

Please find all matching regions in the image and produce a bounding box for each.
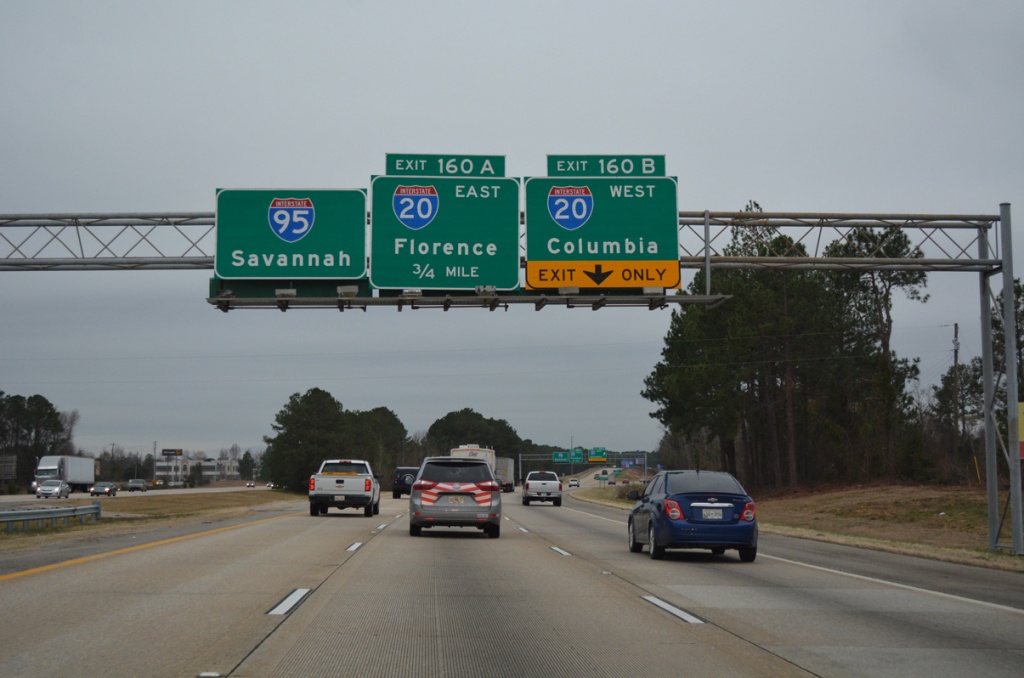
[0,490,304,553]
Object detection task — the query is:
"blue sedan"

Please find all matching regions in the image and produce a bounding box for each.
[627,470,758,562]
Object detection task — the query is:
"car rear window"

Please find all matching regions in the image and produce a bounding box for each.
[421,461,492,483]
[321,461,370,474]
[530,472,558,482]
[666,472,744,495]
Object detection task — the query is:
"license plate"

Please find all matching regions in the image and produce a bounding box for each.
[448,496,464,505]
[334,495,347,502]
[703,508,723,520]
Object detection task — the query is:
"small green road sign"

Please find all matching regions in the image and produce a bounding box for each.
[524,176,679,290]
[370,176,520,290]
[553,451,569,463]
[570,447,585,463]
[386,154,505,177]
[547,155,665,177]
[588,447,608,463]
[215,189,366,280]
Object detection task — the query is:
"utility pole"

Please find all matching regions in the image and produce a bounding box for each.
[953,323,959,477]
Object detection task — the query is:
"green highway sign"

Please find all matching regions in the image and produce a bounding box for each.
[386,153,505,177]
[588,447,608,463]
[570,447,585,463]
[370,176,520,290]
[547,155,665,177]
[553,451,569,463]
[215,189,366,280]
[524,176,680,290]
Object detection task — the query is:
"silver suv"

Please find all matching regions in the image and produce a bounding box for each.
[409,457,502,538]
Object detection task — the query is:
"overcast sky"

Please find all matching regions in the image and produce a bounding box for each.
[2,1,1023,460]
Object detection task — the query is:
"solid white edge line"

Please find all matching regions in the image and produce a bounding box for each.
[347,542,363,552]
[642,595,705,624]
[268,588,310,616]
[556,506,1023,615]
[761,554,1024,615]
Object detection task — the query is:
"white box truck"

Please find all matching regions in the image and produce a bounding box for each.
[494,457,515,493]
[32,455,96,493]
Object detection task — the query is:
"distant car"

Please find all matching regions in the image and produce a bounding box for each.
[594,474,601,480]
[90,481,117,496]
[246,481,255,488]
[627,470,757,562]
[608,479,616,485]
[127,479,147,492]
[408,456,502,538]
[568,478,580,488]
[36,479,70,499]
[392,465,420,499]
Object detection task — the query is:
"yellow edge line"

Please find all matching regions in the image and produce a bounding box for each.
[0,511,303,583]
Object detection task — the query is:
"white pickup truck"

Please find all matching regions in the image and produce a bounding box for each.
[308,459,381,517]
[522,470,562,506]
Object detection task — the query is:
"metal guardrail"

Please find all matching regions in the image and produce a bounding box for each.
[1,502,102,532]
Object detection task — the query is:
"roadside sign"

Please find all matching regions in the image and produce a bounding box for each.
[370,176,520,290]
[215,189,366,280]
[570,447,585,463]
[547,155,665,177]
[588,447,608,463]
[386,154,505,177]
[524,176,679,290]
[553,451,569,463]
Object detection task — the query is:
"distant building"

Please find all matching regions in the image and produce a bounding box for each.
[201,457,240,481]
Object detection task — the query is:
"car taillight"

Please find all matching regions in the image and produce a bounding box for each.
[524,482,530,490]
[412,480,437,491]
[477,480,500,492]
[741,501,756,522]
[558,482,563,491]
[308,477,315,491]
[364,478,372,492]
[664,498,683,520]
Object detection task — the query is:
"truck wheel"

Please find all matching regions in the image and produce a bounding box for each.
[393,491,400,499]
[373,498,380,515]
[309,503,318,516]
[486,524,500,539]
[554,498,562,507]
[522,497,530,506]
[320,505,328,515]
[410,524,422,536]
[364,503,373,517]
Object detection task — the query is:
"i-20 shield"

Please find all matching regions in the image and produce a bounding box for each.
[547,186,593,231]
[393,185,439,230]
[268,198,315,243]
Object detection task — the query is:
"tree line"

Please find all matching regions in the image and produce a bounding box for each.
[641,202,1022,492]
[260,394,564,492]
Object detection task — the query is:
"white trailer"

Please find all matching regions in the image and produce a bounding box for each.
[450,445,496,469]
[33,455,96,493]
[494,457,515,493]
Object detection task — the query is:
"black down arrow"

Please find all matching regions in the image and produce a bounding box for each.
[584,264,613,285]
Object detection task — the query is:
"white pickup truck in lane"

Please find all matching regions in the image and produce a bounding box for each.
[308,459,381,516]
[522,470,562,506]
